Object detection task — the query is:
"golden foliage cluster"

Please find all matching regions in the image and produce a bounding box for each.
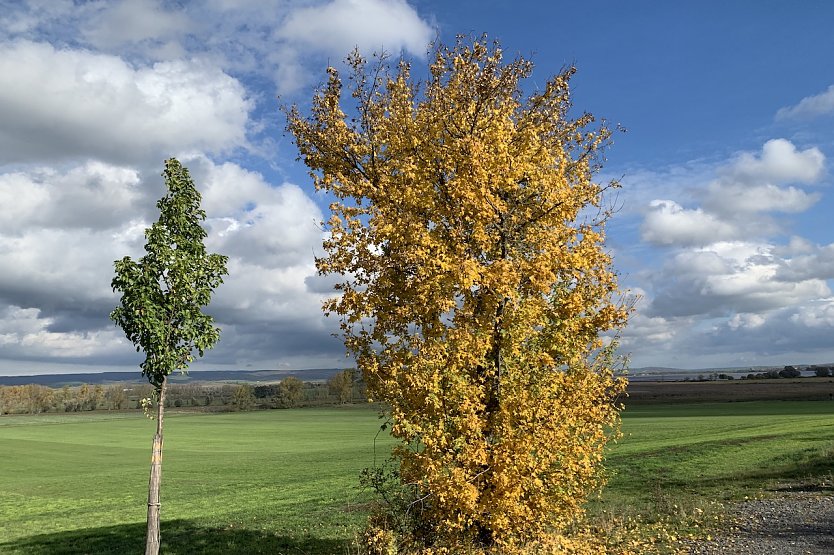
[288,36,629,551]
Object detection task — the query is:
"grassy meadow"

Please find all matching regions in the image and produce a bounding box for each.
[0,407,395,554]
[598,401,834,520]
[2,400,834,553]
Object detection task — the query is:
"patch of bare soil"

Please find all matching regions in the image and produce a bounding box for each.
[625,378,834,405]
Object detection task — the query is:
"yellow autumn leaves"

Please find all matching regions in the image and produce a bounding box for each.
[288,35,629,553]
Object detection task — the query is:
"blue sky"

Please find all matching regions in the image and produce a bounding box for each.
[1,0,833,375]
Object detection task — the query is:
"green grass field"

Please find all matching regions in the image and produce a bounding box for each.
[609,401,834,504]
[2,401,834,554]
[0,406,395,554]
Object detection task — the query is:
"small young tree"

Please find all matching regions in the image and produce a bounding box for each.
[110,158,228,555]
[288,37,628,552]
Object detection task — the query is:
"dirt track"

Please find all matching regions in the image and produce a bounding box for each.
[684,489,834,554]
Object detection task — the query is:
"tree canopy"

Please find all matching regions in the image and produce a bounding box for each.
[288,37,629,553]
[111,158,228,390]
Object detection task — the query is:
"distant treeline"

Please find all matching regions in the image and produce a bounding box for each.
[681,365,834,382]
[0,370,365,415]
[0,368,347,387]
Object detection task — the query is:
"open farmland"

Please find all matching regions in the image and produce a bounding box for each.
[2,398,834,554]
[625,377,834,404]
[0,407,395,555]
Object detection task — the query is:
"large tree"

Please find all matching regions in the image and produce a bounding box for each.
[288,37,629,552]
[110,158,228,555]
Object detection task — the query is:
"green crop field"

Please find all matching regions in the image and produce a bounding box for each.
[2,401,834,554]
[599,401,834,518]
[0,406,396,554]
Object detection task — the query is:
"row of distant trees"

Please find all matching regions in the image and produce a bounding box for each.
[688,365,834,382]
[0,370,363,415]
[743,365,834,380]
[0,383,131,414]
[811,366,834,377]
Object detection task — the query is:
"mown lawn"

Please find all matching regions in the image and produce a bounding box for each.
[2,400,834,554]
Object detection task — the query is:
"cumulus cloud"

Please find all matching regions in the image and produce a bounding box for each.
[703,182,819,216]
[774,243,834,282]
[638,139,825,249]
[186,156,325,267]
[0,162,145,233]
[270,0,433,94]
[172,157,344,365]
[0,305,124,361]
[686,299,834,366]
[619,312,677,345]
[626,134,834,368]
[721,139,824,185]
[0,0,430,374]
[277,0,433,58]
[0,154,345,372]
[624,300,834,370]
[776,84,834,121]
[641,200,738,246]
[0,40,252,165]
[0,221,149,357]
[647,241,830,318]
[4,0,434,97]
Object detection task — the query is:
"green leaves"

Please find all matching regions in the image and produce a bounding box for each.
[110,159,228,389]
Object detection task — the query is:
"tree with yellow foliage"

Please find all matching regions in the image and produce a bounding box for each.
[288,36,629,553]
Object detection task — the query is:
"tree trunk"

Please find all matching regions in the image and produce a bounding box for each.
[145,377,167,555]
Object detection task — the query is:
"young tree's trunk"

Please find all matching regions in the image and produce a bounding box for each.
[145,376,167,555]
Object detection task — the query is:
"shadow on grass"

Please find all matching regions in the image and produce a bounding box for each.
[0,519,349,555]
[604,440,834,512]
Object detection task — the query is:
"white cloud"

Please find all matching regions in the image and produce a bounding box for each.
[641,200,738,246]
[273,0,434,94]
[625,298,834,370]
[774,243,834,282]
[0,305,123,360]
[704,182,819,215]
[792,299,834,329]
[620,312,677,344]
[277,0,433,58]
[647,241,831,318]
[623,143,834,366]
[634,138,831,333]
[0,40,252,165]
[727,312,766,330]
[0,162,144,233]
[638,139,825,248]
[722,139,825,185]
[173,157,343,363]
[0,154,344,371]
[0,226,133,308]
[776,84,834,121]
[3,1,435,103]
[186,156,325,267]
[82,0,192,51]
[0,0,85,36]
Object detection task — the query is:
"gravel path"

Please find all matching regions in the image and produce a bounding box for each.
[685,490,834,554]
